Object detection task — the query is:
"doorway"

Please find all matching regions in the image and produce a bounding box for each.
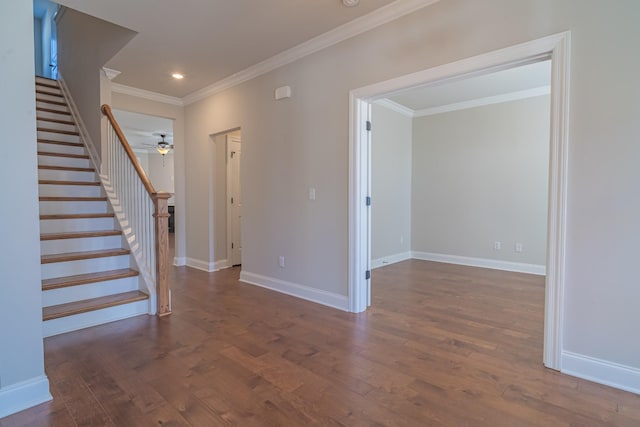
[349,33,570,370]
[227,134,242,266]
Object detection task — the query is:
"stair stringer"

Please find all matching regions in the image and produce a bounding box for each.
[57,74,156,315]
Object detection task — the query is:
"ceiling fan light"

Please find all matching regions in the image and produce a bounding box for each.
[157,146,170,155]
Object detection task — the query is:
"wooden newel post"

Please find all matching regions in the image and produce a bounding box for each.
[153,192,172,316]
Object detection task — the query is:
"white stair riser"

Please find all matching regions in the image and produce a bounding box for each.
[37,131,80,143]
[41,254,131,280]
[35,77,59,86]
[41,235,123,255]
[36,93,66,103]
[40,217,115,233]
[39,200,109,215]
[38,168,96,182]
[38,155,90,169]
[43,300,148,338]
[42,276,139,307]
[37,121,77,133]
[37,142,85,156]
[37,110,72,121]
[36,101,68,113]
[39,184,103,198]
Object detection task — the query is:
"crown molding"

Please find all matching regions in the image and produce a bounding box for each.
[374,98,414,117]
[102,67,121,80]
[182,0,440,105]
[111,83,184,106]
[413,85,551,117]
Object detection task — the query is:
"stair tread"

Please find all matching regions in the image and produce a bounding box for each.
[37,127,79,136]
[39,180,100,186]
[40,196,106,202]
[39,165,95,172]
[35,77,59,86]
[37,117,75,126]
[41,248,130,264]
[41,230,122,240]
[42,269,138,291]
[38,151,88,159]
[37,106,70,115]
[36,89,64,98]
[36,98,67,106]
[38,139,84,147]
[43,291,148,321]
[41,213,115,220]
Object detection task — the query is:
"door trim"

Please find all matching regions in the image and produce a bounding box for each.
[348,32,571,371]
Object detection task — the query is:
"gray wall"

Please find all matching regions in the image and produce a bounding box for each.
[56,8,135,156]
[183,0,640,370]
[0,0,50,416]
[412,95,550,265]
[371,103,412,262]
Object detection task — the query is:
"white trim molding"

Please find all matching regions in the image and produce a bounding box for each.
[183,0,440,105]
[240,271,349,311]
[372,251,412,269]
[373,98,414,117]
[412,251,546,275]
[173,256,186,267]
[349,31,571,372]
[413,86,551,117]
[111,83,184,106]
[0,375,52,419]
[562,351,640,395]
[185,258,229,272]
[376,85,551,118]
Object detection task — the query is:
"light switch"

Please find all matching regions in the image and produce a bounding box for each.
[309,187,316,200]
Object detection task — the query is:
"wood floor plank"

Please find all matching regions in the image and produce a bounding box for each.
[3,259,640,426]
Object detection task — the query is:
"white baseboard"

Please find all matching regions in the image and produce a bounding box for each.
[0,375,52,419]
[185,258,229,272]
[239,271,349,311]
[411,251,546,275]
[372,251,412,269]
[173,256,186,267]
[561,351,640,395]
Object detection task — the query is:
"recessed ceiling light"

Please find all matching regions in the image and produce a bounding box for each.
[342,0,359,6]
[171,73,185,80]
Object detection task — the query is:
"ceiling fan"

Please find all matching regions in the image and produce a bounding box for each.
[143,133,174,155]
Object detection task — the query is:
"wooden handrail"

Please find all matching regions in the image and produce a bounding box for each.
[101,104,156,195]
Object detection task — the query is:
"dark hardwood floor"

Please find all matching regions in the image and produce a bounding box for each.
[2,260,639,426]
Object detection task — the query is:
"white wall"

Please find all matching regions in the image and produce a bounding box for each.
[182,0,640,382]
[0,0,51,417]
[147,152,175,204]
[371,103,412,265]
[412,95,550,266]
[57,8,136,155]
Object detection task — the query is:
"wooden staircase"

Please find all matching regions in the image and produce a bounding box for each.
[36,76,149,337]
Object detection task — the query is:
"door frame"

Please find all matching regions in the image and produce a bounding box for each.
[348,32,571,370]
[226,134,242,266]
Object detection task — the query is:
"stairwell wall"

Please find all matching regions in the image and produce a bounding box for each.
[56,8,136,158]
[0,0,51,418]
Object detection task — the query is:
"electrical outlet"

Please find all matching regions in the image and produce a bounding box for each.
[493,241,501,251]
[279,256,285,268]
[515,243,523,253]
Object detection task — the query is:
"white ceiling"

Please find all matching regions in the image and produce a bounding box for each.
[54,0,398,98]
[112,109,173,151]
[384,60,551,113]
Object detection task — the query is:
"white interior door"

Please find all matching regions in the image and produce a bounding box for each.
[227,136,242,266]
